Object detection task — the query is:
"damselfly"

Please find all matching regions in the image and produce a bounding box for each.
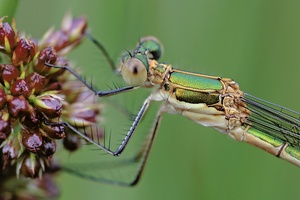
[46,34,300,186]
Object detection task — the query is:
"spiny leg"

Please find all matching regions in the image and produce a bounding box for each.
[45,62,136,97]
[45,32,137,96]
[45,95,153,156]
[60,100,164,186]
[85,33,116,72]
[128,105,164,186]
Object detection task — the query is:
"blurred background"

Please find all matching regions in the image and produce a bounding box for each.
[1,0,300,199]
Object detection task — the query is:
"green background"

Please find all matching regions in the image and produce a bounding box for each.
[2,0,300,199]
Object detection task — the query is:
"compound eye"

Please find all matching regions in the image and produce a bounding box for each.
[121,58,147,86]
[139,36,163,60]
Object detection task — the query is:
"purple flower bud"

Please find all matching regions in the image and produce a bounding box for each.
[21,153,41,178]
[0,111,11,139]
[2,132,21,167]
[39,137,56,158]
[40,122,65,139]
[7,95,29,118]
[33,95,62,119]
[63,133,80,152]
[33,47,57,75]
[20,104,39,129]
[68,16,87,43]
[21,129,43,153]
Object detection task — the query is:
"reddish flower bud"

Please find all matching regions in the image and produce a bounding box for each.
[0,87,7,109]
[0,17,16,52]
[7,95,29,118]
[21,153,41,178]
[20,104,39,129]
[66,16,87,43]
[21,129,43,153]
[41,14,87,53]
[10,78,32,98]
[63,133,80,151]
[42,81,62,92]
[76,109,99,123]
[1,64,20,85]
[33,47,57,75]
[0,111,11,139]
[2,132,21,164]
[25,72,46,94]
[40,122,65,139]
[12,38,36,66]
[39,137,56,158]
[33,95,62,119]
[67,105,100,127]
[45,30,69,52]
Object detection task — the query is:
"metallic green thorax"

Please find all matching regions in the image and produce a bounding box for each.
[166,71,223,104]
[169,72,223,91]
[174,88,219,105]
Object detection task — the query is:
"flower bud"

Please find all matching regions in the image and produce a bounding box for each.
[67,16,87,43]
[21,129,43,153]
[21,153,41,178]
[0,87,7,109]
[40,122,65,139]
[67,105,100,127]
[33,95,62,119]
[0,16,16,52]
[12,38,36,66]
[45,30,69,53]
[63,132,80,151]
[33,47,57,75]
[42,82,62,92]
[7,95,29,118]
[20,104,39,129]
[10,78,32,98]
[25,72,45,94]
[2,132,21,164]
[39,137,56,158]
[76,108,99,123]
[0,111,11,139]
[1,64,20,86]
[41,14,87,53]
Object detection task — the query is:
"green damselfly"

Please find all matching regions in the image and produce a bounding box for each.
[46,34,300,186]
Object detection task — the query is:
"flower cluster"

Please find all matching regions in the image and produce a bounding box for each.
[0,14,102,199]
